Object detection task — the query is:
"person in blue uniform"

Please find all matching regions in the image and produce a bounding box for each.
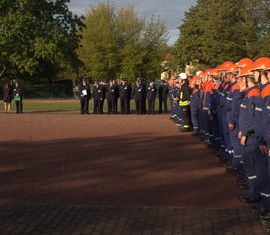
[13,81,23,114]
[190,78,200,135]
[79,79,91,114]
[249,61,270,217]
[226,65,243,173]
[238,75,261,204]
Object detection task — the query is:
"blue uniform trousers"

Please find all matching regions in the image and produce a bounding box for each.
[212,113,221,150]
[222,109,233,160]
[255,148,270,206]
[217,107,225,151]
[191,104,199,134]
[242,140,260,198]
[230,127,243,170]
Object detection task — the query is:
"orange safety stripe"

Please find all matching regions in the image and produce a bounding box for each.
[231,83,240,93]
[261,84,270,100]
[247,87,260,99]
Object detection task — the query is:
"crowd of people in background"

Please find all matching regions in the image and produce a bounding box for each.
[169,57,270,233]
[78,77,169,115]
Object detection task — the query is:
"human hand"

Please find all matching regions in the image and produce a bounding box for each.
[241,136,247,146]
[229,124,235,131]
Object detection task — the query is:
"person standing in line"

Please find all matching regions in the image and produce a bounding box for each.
[112,79,119,114]
[146,80,157,114]
[106,79,116,114]
[238,75,261,204]
[119,78,129,114]
[126,80,132,114]
[189,78,200,136]
[100,81,106,114]
[13,81,23,114]
[3,83,13,114]
[133,79,144,114]
[92,81,103,114]
[158,80,169,114]
[178,73,192,132]
[79,78,91,114]
[137,77,147,114]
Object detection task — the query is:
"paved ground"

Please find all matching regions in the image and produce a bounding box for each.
[0,204,265,235]
[0,112,268,234]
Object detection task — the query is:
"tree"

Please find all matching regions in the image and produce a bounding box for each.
[78,2,119,81]
[115,5,145,81]
[140,15,169,80]
[0,0,84,80]
[78,2,169,82]
[175,0,270,68]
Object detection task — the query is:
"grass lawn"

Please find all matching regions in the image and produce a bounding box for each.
[23,99,80,111]
[20,99,170,112]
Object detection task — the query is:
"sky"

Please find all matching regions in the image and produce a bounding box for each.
[68,0,197,45]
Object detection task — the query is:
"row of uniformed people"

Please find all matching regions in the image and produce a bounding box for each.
[79,77,169,115]
[169,58,270,233]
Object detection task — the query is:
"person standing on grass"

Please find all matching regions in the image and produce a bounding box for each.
[79,78,91,114]
[106,79,116,114]
[158,80,169,114]
[146,80,157,114]
[92,81,104,114]
[13,81,23,114]
[3,83,13,114]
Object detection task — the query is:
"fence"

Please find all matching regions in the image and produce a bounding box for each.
[23,80,74,99]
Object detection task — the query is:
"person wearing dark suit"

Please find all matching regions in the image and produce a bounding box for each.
[92,81,104,114]
[133,80,144,114]
[79,79,91,114]
[119,78,129,114]
[146,80,157,114]
[113,79,119,114]
[106,79,116,114]
[158,80,169,113]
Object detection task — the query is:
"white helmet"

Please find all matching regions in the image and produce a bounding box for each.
[178,73,187,79]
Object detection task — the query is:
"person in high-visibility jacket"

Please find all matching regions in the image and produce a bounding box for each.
[178,73,192,132]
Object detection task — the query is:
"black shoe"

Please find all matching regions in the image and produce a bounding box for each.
[180,128,190,133]
[261,218,270,227]
[260,213,270,221]
[237,174,247,181]
[250,205,270,216]
[237,184,249,190]
[239,195,260,203]
[236,178,248,184]
[191,133,199,136]
[80,112,84,114]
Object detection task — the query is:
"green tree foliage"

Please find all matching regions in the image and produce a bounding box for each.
[175,0,270,68]
[0,0,84,80]
[78,2,169,82]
